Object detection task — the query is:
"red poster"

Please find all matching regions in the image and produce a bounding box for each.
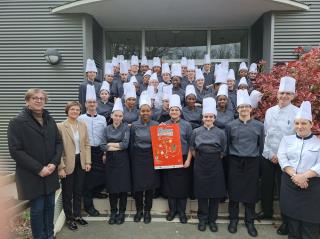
[150,124,183,169]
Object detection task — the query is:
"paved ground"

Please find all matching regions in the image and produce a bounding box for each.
[57,221,284,239]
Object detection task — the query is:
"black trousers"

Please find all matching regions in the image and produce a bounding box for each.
[198,198,220,223]
[229,200,255,223]
[134,190,153,212]
[287,217,320,239]
[61,154,85,220]
[109,192,128,213]
[260,157,282,215]
[168,198,187,215]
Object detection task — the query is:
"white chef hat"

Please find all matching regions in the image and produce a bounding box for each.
[187,59,196,71]
[171,63,182,78]
[139,94,152,108]
[162,85,172,101]
[117,55,124,62]
[204,54,211,65]
[217,84,228,98]
[112,98,124,112]
[144,70,152,77]
[112,57,119,67]
[120,61,128,74]
[295,101,312,122]
[249,63,258,73]
[129,75,138,85]
[147,60,153,68]
[214,64,220,77]
[162,63,171,75]
[123,82,137,100]
[237,89,251,107]
[227,69,236,81]
[131,55,139,66]
[104,62,114,75]
[85,59,97,73]
[169,94,182,110]
[215,69,228,84]
[238,77,248,87]
[196,68,204,81]
[100,81,110,93]
[181,57,188,67]
[239,62,248,71]
[202,97,217,116]
[278,76,296,93]
[146,85,156,99]
[141,56,148,66]
[152,57,161,67]
[185,85,197,98]
[250,90,263,109]
[220,60,229,74]
[162,93,171,101]
[86,84,96,101]
[150,72,159,81]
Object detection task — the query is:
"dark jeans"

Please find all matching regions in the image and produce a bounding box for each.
[287,217,320,239]
[198,198,220,223]
[229,200,255,223]
[30,192,55,239]
[61,154,85,220]
[168,198,187,215]
[109,192,128,213]
[134,190,153,212]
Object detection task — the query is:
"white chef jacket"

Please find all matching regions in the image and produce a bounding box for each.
[262,104,298,160]
[278,134,320,176]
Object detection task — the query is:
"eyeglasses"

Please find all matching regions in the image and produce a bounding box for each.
[238,105,251,109]
[32,97,45,102]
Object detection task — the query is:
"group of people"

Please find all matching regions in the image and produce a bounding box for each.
[7,54,320,239]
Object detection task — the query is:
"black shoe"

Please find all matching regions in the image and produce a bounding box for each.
[166,211,176,221]
[245,222,258,237]
[66,220,78,231]
[108,212,117,225]
[74,217,88,226]
[153,189,161,199]
[179,214,188,224]
[208,222,218,232]
[93,192,108,199]
[256,211,273,220]
[277,222,288,235]
[198,221,206,231]
[228,220,238,234]
[85,207,100,216]
[133,211,143,222]
[143,211,151,224]
[116,213,125,225]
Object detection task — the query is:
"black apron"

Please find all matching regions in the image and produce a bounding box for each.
[228,156,259,203]
[105,150,131,194]
[280,173,320,223]
[85,147,105,190]
[131,147,160,192]
[194,151,226,198]
[162,155,192,198]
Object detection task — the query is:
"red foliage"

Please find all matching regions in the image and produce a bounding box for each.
[254,47,320,134]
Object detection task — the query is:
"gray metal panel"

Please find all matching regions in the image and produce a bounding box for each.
[92,18,104,81]
[273,0,320,63]
[0,0,83,172]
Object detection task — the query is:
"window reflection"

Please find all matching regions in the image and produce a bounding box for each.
[105,31,141,59]
[145,30,207,60]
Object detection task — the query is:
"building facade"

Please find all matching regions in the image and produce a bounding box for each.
[0,0,319,171]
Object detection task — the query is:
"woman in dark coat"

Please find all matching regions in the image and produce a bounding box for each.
[162,94,193,224]
[101,98,131,225]
[130,95,159,224]
[7,88,62,239]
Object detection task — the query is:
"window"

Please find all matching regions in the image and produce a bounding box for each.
[211,29,248,59]
[105,31,141,59]
[145,30,207,60]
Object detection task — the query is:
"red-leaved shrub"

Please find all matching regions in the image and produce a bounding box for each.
[253,47,320,134]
